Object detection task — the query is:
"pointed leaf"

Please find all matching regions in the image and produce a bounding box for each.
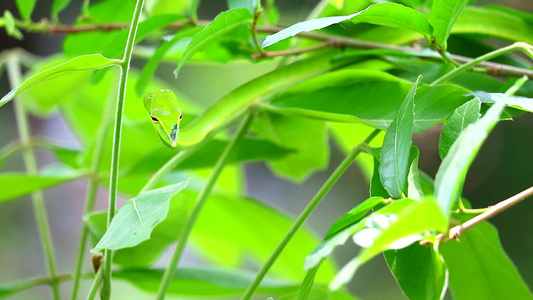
[299,263,321,300]
[434,96,505,220]
[0,54,119,107]
[0,172,81,203]
[430,0,469,51]
[468,91,533,114]
[263,3,431,48]
[16,0,36,20]
[91,181,190,253]
[385,243,448,300]
[51,0,71,19]
[379,75,421,198]
[330,198,447,290]
[324,197,386,239]
[439,98,481,159]
[441,219,533,300]
[175,8,252,76]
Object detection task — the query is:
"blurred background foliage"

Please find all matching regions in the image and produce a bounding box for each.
[0,0,532,299]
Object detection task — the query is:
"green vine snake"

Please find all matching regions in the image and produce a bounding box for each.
[143,89,182,148]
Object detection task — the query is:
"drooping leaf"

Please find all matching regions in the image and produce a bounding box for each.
[440,218,533,300]
[253,112,328,182]
[0,172,81,203]
[468,91,533,114]
[439,97,481,159]
[15,0,36,20]
[263,3,431,48]
[434,96,506,220]
[330,198,447,290]
[0,54,119,107]
[430,0,469,51]
[379,76,421,198]
[91,181,190,253]
[268,69,469,132]
[175,8,253,76]
[385,243,448,300]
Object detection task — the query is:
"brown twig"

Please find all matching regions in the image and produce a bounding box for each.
[252,42,332,59]
[436,186,533,243]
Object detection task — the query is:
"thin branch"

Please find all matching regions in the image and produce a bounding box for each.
[252,42,331,59]
[437,186,533,243]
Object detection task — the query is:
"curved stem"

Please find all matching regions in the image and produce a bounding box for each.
[431,42,533,85]
[86,269,103,300]
[155,113,255,300]
[70,92,115,300]
[241,129,381,300]
[99,0,145,298]
[6,52,61,300]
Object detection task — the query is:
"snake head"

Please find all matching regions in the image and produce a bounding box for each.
[143,89,182,148]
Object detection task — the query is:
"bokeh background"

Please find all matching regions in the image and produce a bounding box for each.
[0,0,532,299]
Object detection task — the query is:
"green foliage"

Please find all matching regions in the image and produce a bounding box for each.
[1,0,532,299]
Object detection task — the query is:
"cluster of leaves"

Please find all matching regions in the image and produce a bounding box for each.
[1,0,533,299]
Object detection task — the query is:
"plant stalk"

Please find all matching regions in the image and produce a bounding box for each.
[155,113,255,299]
[100,0,145,298]
[241,129,381,300]
[6,52,61,300]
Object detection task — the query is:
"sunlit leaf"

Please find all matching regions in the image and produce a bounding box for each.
[469,91,533,114]
[379,76,420,198]
[0,172,81,203]
[91,181,190,253]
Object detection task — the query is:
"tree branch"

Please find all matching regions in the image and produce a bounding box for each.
[437,186,533,243]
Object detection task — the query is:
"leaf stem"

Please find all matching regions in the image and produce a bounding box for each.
[86,269,103,300]
[6,51,61,300]
[99,0,145,298]
[241,128,381,300]
[431,42,533,85]
[155,112,255,300]
[70,90,115,300]
[438,186,533,243]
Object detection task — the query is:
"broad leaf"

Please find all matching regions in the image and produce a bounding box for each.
[175,8,252,76]
[330,198,447,290]
[15,0,36,20]
[385,243,448,300]
[253,112,328,181]
[91,181,190,253]
[0,54,119,107]
[439,98,481,159]
[434,96,505,220]
[440,219,533,300]
[430,0,469,51]
[379,76,420,198]
[263,3,431,48]
[0,172,81,203]
[469,91,533,114]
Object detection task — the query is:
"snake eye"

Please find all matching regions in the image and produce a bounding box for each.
[151,115,159,124]
[178,114,183,121]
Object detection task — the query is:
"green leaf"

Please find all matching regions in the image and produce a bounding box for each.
[299,263,321,300]
[0,172,80,203]
[175,8,252,76]
[3,11,23,40]
[178,52,361,146]
[324,197,386,239]
[51,0,71,20]
[440,219,533,300]
[137,26,203,95]
[268,69,469,132]
[406,147,424,201]
[469,91,533,114]
[370,157,390,198]
[434,96,505,220]
[385,243,447,300]
[430,0,468,51]
[91,181,190,253]
[379,76,420,198]
[228,0,257,15]
[15,0,36,20]
[124,137,295,175]
[263,3,431,48]
[0,54,119,108]
[330,198,447,290]
[253,112,328,182]
[439,98,481,159]
[454,6,533,45]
